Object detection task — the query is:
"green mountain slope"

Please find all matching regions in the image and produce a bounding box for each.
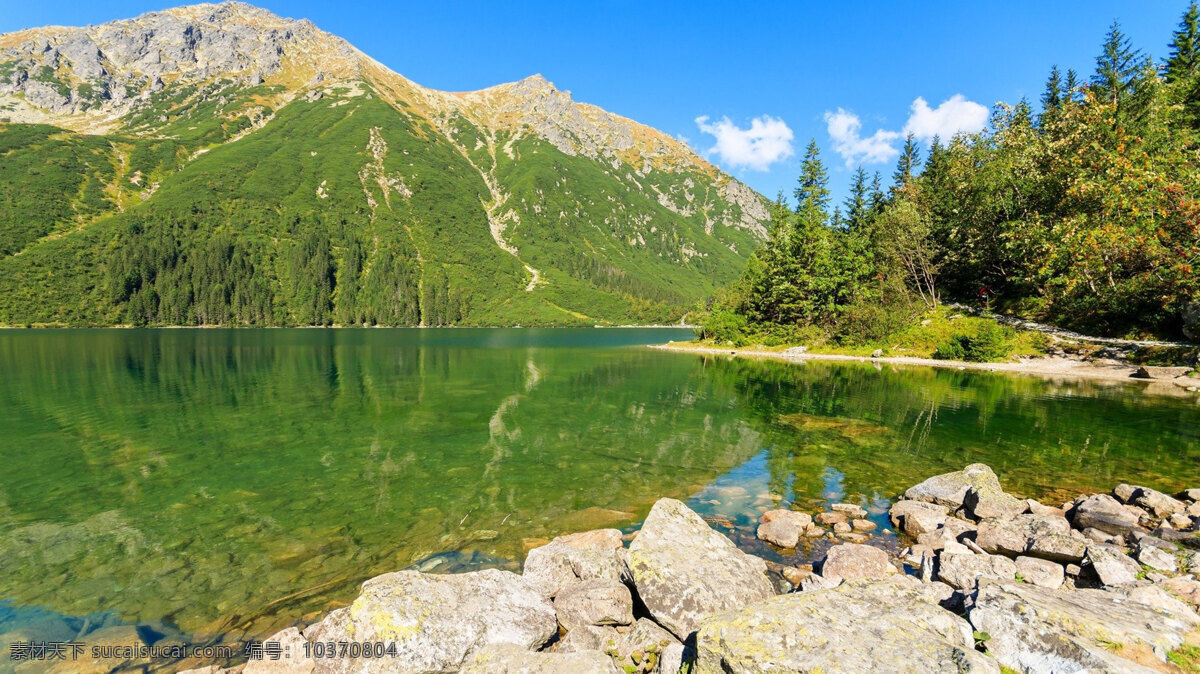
[0,3,768,326]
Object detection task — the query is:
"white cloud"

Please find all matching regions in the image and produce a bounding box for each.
[694,114,794,171]
[824,94,989,167]
[824,108,901,168]
[902,94,989,141]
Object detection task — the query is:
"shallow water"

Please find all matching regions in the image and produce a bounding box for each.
[0,328,1197,669]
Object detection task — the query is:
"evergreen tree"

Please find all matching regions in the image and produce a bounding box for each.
[793,139,830,226]
[892,133,921,189]
[1065,69,1081,103]
[869,171,885,214]
[1166,2,1200,83]
[1042,65,1064,112]
[1093,21,1142,110]
[843,166,870,230]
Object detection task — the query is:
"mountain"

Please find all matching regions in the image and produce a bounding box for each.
[0,2,768,326]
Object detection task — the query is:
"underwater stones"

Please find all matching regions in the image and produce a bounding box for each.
[831,503,868,519]
[305,569,555,673]
[755,510,811,548]
[552,579,633,631]
[522,528,628,599]
[820,543,897,583]
[695,577,998,673]
[627,498,773,640]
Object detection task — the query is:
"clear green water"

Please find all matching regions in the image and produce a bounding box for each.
[0,328,1198,667]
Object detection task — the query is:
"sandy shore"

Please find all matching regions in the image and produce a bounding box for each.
[652,342,1200,392]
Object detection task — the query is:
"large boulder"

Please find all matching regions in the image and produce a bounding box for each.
[552,579,633,631]
[243,627,313,674]
[695,576,999,673]
[523,529,628,599]
[963,483,1026,520]
[627,498,773,640]
[820,543,898,583]
[975,514,1076,561]
[1014,556,1064,590]
[1084,545,1141,587]
[936,552,1016,592]
[1130,486,1187,518]
[904,464,1008,511]
[889,499,950,530]
[305,569,556,673]
[969,580,1200,673]
[1071,494,1141,536]
[460,644,620,673]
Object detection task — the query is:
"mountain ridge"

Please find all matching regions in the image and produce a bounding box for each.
[0,2,769,326]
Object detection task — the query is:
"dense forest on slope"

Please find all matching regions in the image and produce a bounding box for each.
[702,9,1200,347]
[0,4,767,327]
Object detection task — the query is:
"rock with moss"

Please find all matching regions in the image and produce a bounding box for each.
[304,568,555,673]
[522,529,630,599]
[969,579,1200,673]
[552,578,633,631]
[460,643,621,673]
[1071,494,1142,536]
[904,463,1006,511]
[627,498,774,640]
[695,576,999,673]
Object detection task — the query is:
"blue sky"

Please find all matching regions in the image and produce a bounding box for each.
[2,1,1192,204]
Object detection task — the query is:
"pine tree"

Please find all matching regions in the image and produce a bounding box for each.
[1093,21,1142,108]
[1166,2,1200,83]
[793,139,830,226]
[892,133,921,189]
[1065,69,1081,104]
[869,171,885,214]
[1042,65,1064,112]
[843,166,870,231]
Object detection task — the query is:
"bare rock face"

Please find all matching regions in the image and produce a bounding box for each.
[627,498,774,640]
[552,579,633,631]
[304,569,556,673]
[1129,486,1187,518]
[905,464,1015,515]
[889,499,949,532]
[820,543,898,583]
[242,627,312,674]
[522,528,628,599]
[1071,493,1142,536]
[1135,545,1177,573]
[695,577,999,673]
[936,552,1016,592]
[969,580,1200,673]
[975,514,1073,559]
[460,643,621,673]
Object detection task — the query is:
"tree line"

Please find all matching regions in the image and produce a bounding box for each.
[704,9,1200,342]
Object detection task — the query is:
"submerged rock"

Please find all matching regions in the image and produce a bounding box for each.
[695,577,999,673]
[627,498,773,640]
[304,569,555,672]
[969,580,1200,673]
[755,509,811,548]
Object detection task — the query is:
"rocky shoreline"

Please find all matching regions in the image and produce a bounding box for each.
[185,465,1200,673]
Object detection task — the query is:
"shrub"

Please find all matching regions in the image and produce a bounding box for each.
[933,323,1015,362]
[696,310,748,345]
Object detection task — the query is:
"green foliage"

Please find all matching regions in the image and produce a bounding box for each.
[933,323,1016,363]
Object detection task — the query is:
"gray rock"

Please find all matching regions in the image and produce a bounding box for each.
[889,499,949,534]
[553,579,633,631]
[304,569,556,672]
[820,543,898,583]
[975,514,1071,558]
[243,627,312,673]
[1135,545,1177,573]
[1026,500,1065,517]
[607,618,680,672]
[523,529,628,598]
[1113,483,1138,503]
[1026,533,1087,564]
[964,482,1026,520]
[851,519,877,532]
[1131,486,1186,518]
[903,507,948,537]
[755,510,811,548]
[551,624,619,653]
[1071,493,1141,535]
[904,463,1006,510]
[1085,545,1141,587]
[1161,576,1200,609]
[1169,513,1194,530]
[660,642,685,674]
[460,644,621,673]
[1178,488,1200,502]
[695,576,999,673]
[814,510,849,525]
[1015,556,1064,589]
[969,580,1200,673]
[1184,551,1200,572]
[799,571,841,592]
[627,498,773,640]
[831,503,868,519]
[936,552,1016,591]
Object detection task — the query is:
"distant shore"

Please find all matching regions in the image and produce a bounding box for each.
[652,341,1200,392]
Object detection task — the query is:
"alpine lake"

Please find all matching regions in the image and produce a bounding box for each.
[1,328,1198,670]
